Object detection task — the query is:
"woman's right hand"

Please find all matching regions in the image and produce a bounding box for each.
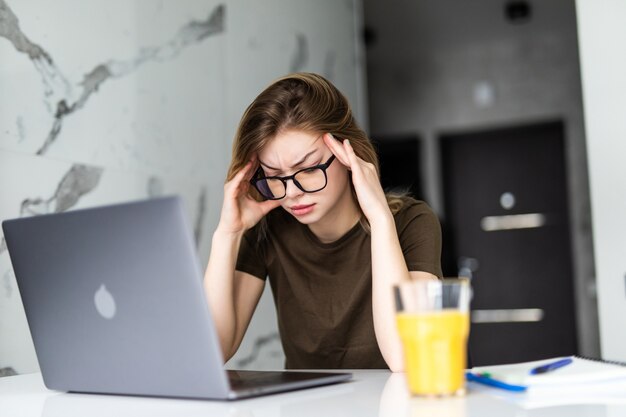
[216,160,282,235]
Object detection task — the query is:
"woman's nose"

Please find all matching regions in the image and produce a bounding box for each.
[284,179,304,198]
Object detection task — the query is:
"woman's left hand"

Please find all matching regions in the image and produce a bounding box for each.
[323,133,392,224]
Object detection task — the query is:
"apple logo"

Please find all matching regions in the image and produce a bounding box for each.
[94,284,116,319]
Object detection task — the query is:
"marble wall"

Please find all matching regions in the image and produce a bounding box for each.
[0,0,366,373]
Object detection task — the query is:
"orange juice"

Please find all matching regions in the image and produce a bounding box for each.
[396,310,469,396]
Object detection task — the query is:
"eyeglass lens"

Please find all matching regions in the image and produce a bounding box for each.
[257,168,327,199]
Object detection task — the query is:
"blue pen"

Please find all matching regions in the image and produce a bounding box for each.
[465,372,527,392]
[529,358,573,375]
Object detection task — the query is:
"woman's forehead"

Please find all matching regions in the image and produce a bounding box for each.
[258,130,324,162]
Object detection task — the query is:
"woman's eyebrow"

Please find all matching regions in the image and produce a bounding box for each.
[259,150,319,171]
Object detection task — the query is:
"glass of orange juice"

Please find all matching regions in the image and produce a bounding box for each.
[394,278,471,397]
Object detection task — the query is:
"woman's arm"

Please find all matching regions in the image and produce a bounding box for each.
[203,161,281,362]
[204,231,266,362]
[370,215,437,372]
[323,134,438,372]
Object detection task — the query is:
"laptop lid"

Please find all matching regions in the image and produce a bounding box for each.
[2,196,231,399]
[3,196,353,400]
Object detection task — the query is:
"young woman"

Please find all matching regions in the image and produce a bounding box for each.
[204,73,442,372]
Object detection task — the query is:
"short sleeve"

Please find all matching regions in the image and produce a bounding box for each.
[395,199,443,278]
[235,225,268,281]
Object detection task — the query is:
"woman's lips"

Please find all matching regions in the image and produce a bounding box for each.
[290,203,315,216]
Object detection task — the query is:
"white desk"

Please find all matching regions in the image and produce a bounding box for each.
[2,370,626,417]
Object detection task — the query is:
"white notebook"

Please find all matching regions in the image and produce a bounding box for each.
[472,356,626,388]
[470,356,626,409]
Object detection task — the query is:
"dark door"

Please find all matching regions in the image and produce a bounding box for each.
[440,120,577,366]
[374,135,424,200]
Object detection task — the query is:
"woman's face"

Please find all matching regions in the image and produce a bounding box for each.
[256,130,354,226]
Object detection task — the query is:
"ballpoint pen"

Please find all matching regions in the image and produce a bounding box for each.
[529,358,573,375]
[465,372,527,392]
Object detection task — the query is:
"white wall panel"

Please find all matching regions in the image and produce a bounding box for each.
[576,0,626,361]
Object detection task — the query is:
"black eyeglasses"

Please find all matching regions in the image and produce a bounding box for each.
[250,155,336,200]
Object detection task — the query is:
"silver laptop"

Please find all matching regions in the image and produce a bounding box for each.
[2,196,351,400]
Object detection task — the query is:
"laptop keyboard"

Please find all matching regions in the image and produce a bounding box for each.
[227,369,337,391]
[227,370,291,389]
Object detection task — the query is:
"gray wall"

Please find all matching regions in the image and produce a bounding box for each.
[0,0,367,373]
[363,0,599,356]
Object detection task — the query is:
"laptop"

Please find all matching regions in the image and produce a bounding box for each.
[2,196,351,400]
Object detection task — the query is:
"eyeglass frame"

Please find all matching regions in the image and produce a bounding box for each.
[250,154,336,200]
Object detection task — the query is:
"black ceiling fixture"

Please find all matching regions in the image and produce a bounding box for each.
[505,1,532,24]
[362,26,377,48]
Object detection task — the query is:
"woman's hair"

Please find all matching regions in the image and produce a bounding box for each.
[227,72,408,231]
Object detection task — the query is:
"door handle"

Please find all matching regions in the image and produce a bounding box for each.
[480,213,547,232]
[471,308,544,323]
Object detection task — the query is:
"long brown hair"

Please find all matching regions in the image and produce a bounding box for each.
[228,72,407,231]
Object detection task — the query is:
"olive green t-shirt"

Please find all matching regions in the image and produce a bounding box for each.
[235,198,443,369]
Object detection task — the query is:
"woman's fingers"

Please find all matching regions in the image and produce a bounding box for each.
[343,139,380,187]
[343,139,358,164]
[258,198,282,215]
[235,161,254,182]
[225,161,254,197]
[323,133,352,169]
[343,139,368,174]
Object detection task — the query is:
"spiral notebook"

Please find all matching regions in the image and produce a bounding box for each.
[468,356,626,408]
[470,356,626,388]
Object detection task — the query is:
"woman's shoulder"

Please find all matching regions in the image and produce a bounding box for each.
[392,195,436,215]
[391,196,440,229]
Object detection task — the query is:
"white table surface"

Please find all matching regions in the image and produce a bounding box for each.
[2,370,626,417]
